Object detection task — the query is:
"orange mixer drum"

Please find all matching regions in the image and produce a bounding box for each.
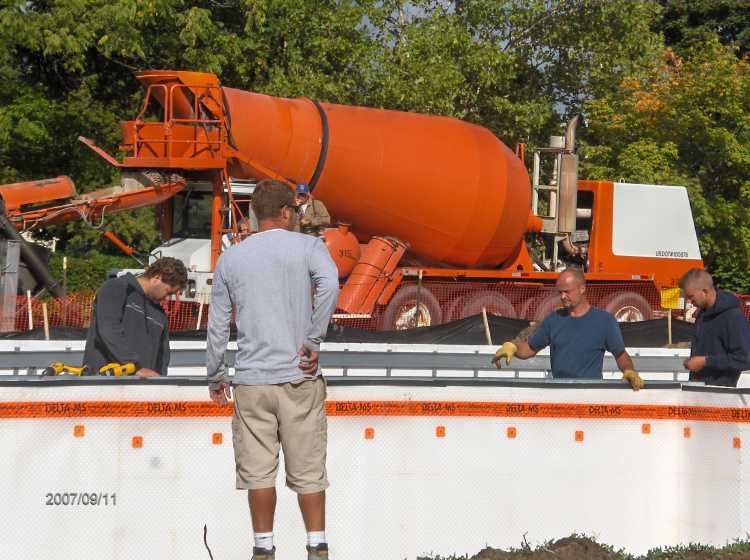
[222,87,532,268]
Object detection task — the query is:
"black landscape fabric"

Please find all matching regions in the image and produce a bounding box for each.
[2,315,695,347]
[326,315,695,346]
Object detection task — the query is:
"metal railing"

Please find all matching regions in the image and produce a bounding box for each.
[0,346,689,378]
[0,345,746,392]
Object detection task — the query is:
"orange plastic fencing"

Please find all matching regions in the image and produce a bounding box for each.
[10,283,750,333]
[13,292,94,331]
[11,293,195,332]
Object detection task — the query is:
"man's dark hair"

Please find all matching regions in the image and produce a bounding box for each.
[251,179,296,221]
[143,257,188,289]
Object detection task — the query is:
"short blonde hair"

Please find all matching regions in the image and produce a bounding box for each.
[679,268,713,290]
[560,267,585,286]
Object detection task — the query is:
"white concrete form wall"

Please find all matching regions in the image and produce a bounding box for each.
[0,382,749,559]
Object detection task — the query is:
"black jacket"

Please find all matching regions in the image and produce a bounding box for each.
[690,290,750,387]
[83,273,170,375]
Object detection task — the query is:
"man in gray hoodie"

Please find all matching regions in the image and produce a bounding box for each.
[206,179,339,560]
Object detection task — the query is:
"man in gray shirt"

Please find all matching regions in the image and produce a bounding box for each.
[206,179,339,560]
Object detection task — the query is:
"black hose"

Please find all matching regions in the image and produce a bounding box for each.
[0,199,65,298]
[308,100,330,192]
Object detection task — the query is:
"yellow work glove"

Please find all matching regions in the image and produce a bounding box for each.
[622,369,644,391]
[492,341,518,368]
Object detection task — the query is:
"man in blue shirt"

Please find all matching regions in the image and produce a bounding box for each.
[492,268,644,390]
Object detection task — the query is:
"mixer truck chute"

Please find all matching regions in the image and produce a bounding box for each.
[0,172,187,297]
[0,69,704,329]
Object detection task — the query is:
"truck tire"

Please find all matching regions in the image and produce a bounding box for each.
[379,285,443,331]
[460,291,517,319]
[603,292,653,322]
[444,295,467,322]
[520,293,563,322]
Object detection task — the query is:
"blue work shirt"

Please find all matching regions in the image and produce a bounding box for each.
[527,306,626,379]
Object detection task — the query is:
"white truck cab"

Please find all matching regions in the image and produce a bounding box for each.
[112,179,256,302]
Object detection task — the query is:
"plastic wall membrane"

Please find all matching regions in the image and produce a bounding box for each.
[1,382,749,559]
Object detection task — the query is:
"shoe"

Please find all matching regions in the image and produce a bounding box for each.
[307,543,329,559]
[252,546,275,560]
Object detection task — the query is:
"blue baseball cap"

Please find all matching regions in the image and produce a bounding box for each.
[296,183,310,194]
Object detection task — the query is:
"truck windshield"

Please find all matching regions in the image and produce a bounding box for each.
[172,189,212,239]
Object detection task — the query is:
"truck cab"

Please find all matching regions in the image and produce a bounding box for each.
[114,179,256,303]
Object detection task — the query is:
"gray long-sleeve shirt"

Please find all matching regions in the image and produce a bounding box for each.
[206,228,339,386]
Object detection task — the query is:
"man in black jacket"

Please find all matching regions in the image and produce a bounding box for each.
[680,268,750,387]
[84,257,188,378]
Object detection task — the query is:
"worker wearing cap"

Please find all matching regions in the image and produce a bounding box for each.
[294,183,331,236]
[492,267,644,390]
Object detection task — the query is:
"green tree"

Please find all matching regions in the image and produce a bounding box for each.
[361,0,664,147]
[8,0,737,291]
[656,0,750,57]
[0,0,375,254]
[582,38,750,291]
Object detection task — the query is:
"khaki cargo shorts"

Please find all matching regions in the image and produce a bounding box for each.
[232,376,328,494]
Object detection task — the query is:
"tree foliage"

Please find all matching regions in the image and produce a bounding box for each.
[0,1,748,290]
[582,38,750,290]
[657,0,750,57]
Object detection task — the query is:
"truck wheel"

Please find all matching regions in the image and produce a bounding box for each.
[380,285,443,331]
[603,292,653,322]
[521,293,563,322]
[517,297,537,321]
[460,291,517,319]
[444,295,467,322]
[684,302,699,323]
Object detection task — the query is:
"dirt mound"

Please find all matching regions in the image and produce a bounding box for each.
[426,536,750,559]
[469,536,618,560]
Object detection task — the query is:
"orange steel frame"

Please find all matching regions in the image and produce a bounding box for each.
[121,83,227,169]
[82,75,235,268]
[108,73,297,268]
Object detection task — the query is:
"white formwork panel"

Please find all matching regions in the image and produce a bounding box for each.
[1,384,750,558]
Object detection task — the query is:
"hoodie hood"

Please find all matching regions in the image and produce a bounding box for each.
[702,290,741,319]
[125,272,143,293]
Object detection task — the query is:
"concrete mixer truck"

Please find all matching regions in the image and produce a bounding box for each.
[0,70,703,329]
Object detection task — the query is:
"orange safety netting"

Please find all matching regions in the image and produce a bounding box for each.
[7,283,750,333]
[332,281,664,331]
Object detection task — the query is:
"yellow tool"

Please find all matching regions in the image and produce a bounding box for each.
[99,362,137,377]
[41,362,89,376]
